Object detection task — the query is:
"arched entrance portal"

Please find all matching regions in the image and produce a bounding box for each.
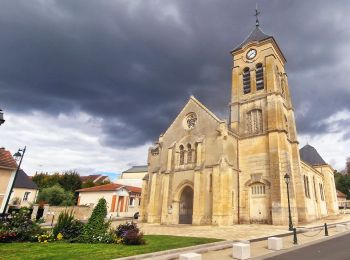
[179,186,193,224]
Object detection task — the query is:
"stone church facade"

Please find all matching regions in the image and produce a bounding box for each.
[140,22,339,226]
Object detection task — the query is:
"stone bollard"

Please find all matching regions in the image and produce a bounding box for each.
[179,252,201,260]
[336,224,346,232]
[268,237,283,251]
[232,242,250,260]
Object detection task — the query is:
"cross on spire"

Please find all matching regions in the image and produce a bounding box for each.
[254,4,260,27]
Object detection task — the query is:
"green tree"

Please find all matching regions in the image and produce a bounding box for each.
[335,170,350,199]
[59,170,82,192]
[37,185,74,206]
[80,198,109,242]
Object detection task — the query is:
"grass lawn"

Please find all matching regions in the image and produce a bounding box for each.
[0,235,221,260]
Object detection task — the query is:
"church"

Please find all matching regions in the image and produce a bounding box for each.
[140,14,339,226]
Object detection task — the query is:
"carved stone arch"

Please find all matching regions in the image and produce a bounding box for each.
[173,180,194,203]
[244,178,271,187]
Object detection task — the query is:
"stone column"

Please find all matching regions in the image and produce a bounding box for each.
[192,170,202,225]
[161,173,170,224]
[147,173,160,223]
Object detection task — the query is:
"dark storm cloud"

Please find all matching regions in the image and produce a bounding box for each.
[0,0,349,147]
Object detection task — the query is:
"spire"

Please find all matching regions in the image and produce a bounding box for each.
[254,3,260,27]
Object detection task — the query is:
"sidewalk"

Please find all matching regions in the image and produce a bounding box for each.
[118,214,350,260]
[138,213,350,241]
[202,225,350,259]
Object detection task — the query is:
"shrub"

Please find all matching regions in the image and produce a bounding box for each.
[37,233,54,243]
[80,198,109,243]
[116,222,138,238]
[122,229,145,245]
[37,185,74,206]
[53,210,74,238]
[53,210,85,241]
[115,222,145,245]
[3,207,42,241]
[61,220,84,241]
[0,230,17,243]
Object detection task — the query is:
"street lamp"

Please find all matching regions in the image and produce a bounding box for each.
[0,109,4,125]
[2,147,27,216]
[284,173,293,231]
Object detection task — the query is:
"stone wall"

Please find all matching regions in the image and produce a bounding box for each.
[32,204,94,222]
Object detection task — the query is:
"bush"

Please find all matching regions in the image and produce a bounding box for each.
[122,229,145,245]
[116,222,138,238]
[37,185,74,206]
[115,222,145,245]
[0,207,42,242]
[0,230,17,243]
[80,198,110,243]
[53,210,85,241]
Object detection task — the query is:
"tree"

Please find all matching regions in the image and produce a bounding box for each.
[346,157,350,175]
[335,170,350,199]
[37,185,74,206]
[80,198,109,242]
[59,170,82,192]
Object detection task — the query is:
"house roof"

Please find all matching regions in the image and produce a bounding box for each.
[300,144,326,165]
[0,148,17,170]
[123,165,148,173]
[80,174,109,183]
[14,169,38,190]
[337,190,347,198]
[76,183,141,193]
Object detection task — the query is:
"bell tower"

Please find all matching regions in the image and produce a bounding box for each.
[230,10,307,225]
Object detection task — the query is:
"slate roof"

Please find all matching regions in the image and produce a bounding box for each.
[14,169,38,190]
[0,148,17,170]
[76,183,141,193]
[299,144,327,165]
[233,26,271,51]
[123,165,148,173]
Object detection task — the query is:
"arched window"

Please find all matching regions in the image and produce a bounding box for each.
[194,143,198,164]
[256,63,264,90]
[187,144,192,163]
[179,145,185,165]
[246,109,263,134]
[243,67,251,94]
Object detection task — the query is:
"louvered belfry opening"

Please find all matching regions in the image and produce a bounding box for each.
[243,67,251,94]
[256,63,264,90]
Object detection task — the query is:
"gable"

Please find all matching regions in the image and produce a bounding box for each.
[160,96,224,146]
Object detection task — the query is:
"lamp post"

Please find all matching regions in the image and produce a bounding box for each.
[2,147,26,216]
[0,109,4,125]
[284,173,293,231]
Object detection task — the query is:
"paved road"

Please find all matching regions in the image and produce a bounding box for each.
[266,233,350,260]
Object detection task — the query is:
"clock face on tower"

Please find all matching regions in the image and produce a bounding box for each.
[246,48,257,60]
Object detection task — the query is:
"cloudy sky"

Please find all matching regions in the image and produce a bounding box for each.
[0,0,349,177]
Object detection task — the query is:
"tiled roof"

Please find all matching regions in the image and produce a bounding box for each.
[0,148,17,170]
[14,169,38,190]
[300,144,326,165]
[80,174,109,183]
[76,183,141,193]
[337,190,347,198]
[123,165,148,173]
